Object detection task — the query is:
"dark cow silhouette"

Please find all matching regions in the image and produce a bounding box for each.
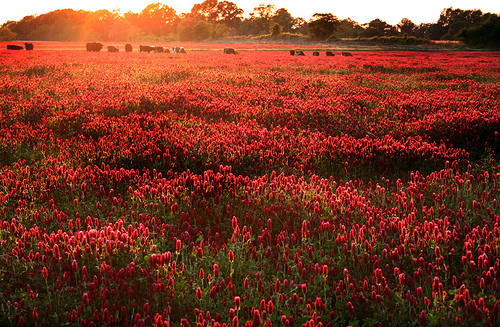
[125,44,132,52]
[326,51,334,57]
[86,42,103,52]
[290,50,305,56]
[24,43,34,50]
[290,50,295,55]
[7,45,23,50]
[341,52,353,57]
[108,46,119,53]
[223,48,238,54]
[140,45,154,53]
[313,51,319,56]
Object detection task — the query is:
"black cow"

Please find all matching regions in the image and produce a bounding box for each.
[25,43,34,50]
[290,50,295,55]
[223,48,238,54]
[140,45,154,53]
[108,46,119,53]
[125,44,133,52]
[313,51,319,56]
[295,50,305,56]
[7,45,23,50]
[86,42,103,52]
[341,52,353,57]
[326,51,334,57]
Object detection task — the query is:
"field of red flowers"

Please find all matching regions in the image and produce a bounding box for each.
[1,44,500,326]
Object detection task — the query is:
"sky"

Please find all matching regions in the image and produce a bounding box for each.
[1,0,499,27]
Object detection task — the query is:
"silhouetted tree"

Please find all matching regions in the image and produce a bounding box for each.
[397,18,416,35]
[84,9,118,41]
[272,8,293,33]
[291,17,308,35]
[308,13,339,40]
[436,7,485,39]
[216,1,243,27]
[332,18,363,38]
[362,19,396,37]
[458,14,500,48]
[7,10,88,40]
[138,3,177,36]
[0,25,16,40]
[271,23,281,36]
[192,20,211,40]
[248,4,276,35]
[191,0,219,21]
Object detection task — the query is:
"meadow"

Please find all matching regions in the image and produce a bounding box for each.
[0,42,500,326]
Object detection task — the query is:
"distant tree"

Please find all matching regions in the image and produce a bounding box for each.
[397,18,416,35]
[124,11,140,27]
[0,26,16,41]
[291,17,308,35]
[270,23,282,36]
[7,10,88,41]
[4,15,34,40]
[272,8,293,33]
[412,23,432,38]
[332,18,363,38]
[436,7,485,39]
[211,22,231,39]
[177,16,197,41]
[107,19,141,41]
[138,3,177,36]
[362,19,396,37]
[458,14,500,48]
[248,4,276,35]
[84,9,118,41]
[215,1,243,28]
[192,20,211,40]
[191,0,218,21]
[308,13,339,40]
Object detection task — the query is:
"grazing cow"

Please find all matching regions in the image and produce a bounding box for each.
[341,52,353,57]
[313,51,319,56]
[326,51,334,57]
[223,48,238,54]
[125,44,132,52]
[107,46,119,53]
[86,42,103,52]
[139,45,154,53]
[295,50,305,56]
[173,46,187,54]
[7,45,23,50]
[24,43,34,50]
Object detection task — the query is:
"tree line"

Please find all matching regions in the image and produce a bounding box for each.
[1,1,498,48]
